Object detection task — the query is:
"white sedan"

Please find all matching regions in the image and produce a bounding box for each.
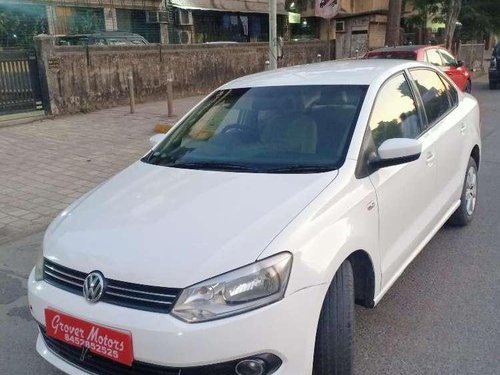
[29,59,480,375]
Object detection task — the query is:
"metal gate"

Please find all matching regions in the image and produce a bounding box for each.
[0,49,43,116]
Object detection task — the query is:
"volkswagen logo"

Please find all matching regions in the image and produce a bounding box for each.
[83,272,105,303]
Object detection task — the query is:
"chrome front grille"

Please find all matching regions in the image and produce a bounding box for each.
[43,259,181,314]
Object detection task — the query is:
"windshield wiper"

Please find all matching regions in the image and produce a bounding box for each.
[264,165,335,173]
[165,161,259,172]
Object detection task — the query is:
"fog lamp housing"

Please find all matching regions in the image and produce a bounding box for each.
[235,359,266,375]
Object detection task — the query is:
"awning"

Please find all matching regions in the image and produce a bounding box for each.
[170,0,288,15]
[7,0,163,11]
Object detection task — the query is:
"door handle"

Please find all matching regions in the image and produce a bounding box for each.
[426,151,435,166]
[460,122,467,134]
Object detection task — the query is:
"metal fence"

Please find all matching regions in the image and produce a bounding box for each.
[0,49,43,115]
[457,43,485,72]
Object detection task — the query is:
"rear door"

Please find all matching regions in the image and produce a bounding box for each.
[409,68,467,217]
[365,72,438,287]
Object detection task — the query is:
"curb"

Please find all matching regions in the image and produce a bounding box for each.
[0,113,46,129]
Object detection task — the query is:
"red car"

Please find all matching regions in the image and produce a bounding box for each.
[365,45,472,93]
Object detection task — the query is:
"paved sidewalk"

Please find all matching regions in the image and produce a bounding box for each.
[0,95,205,245]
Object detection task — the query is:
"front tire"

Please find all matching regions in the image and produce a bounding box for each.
[448,157,478,226]
[313,260,354,375]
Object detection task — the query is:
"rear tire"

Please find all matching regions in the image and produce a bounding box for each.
[448,157,478,226]
[313,260,354,375]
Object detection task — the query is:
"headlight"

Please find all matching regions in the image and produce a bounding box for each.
[171,252,292,323]
[34,244,44,281]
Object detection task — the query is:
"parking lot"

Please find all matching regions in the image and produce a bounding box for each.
[0,76,499,374]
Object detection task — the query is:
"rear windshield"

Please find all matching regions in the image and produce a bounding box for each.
[367,52,417,60]
[143,85,368,173]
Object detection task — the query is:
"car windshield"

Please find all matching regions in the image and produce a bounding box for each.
[143,85,367,173]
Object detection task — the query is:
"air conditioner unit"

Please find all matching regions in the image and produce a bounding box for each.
[146,11,159,24]
[335,21,346,32]
[177,30,192,44]
[176,9,193,26]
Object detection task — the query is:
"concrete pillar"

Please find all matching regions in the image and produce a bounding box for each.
[104,8,118,31]
[34,35,56,115]
[160,24,170,44]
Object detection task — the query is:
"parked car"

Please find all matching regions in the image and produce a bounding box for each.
[488,42,500,89]
[365,45,472,93]
[29,60,480,375]
[56,31,148,46]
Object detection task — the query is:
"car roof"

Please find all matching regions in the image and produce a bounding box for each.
[222,59,426,88]
[368,45,433,53]
[57,31,145,38]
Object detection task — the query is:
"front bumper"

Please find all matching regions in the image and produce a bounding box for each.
[28,269,326,375]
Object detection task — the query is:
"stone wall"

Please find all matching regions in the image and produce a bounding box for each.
[35,36,331,115]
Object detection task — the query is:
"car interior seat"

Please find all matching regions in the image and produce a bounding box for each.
[256,95,318,154]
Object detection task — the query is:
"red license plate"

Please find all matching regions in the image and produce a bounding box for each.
[45,308,133,366]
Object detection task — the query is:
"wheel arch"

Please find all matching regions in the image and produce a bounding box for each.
[347,250,376,308]
[471,144,480,170]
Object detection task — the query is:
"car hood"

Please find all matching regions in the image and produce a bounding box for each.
[45,161,337,288]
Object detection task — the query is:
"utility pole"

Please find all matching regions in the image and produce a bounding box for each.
[269,0,278,70]
[385,0,402,47]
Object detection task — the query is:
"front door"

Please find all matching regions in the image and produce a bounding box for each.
[438,49,467,90]
[365,72,438,288]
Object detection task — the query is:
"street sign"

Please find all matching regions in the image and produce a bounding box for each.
[315,0,340,19]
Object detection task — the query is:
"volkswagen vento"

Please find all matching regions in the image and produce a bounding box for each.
[29,60,481,375]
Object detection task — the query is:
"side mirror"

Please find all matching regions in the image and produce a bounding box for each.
[369,138,422,169]
[455,60,464,68]
[149,134,165,148]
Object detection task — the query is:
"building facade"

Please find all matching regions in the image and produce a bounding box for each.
[1,0,427,57]
[166,1,288,44]
[0,0,290,46]
[43,0,164,43]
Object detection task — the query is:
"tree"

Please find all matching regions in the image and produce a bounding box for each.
[443,0,462,49]
[0,4,47,48]
[405,0,444,44]
[409,0,499,47]
[386,0,403,46]
[458,0,500,43]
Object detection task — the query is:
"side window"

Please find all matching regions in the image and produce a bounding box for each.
[439,74,459,107]
[438,49,457,67]
[369,73,423,147]
[426,49,443,66]
[410,69,452,125]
